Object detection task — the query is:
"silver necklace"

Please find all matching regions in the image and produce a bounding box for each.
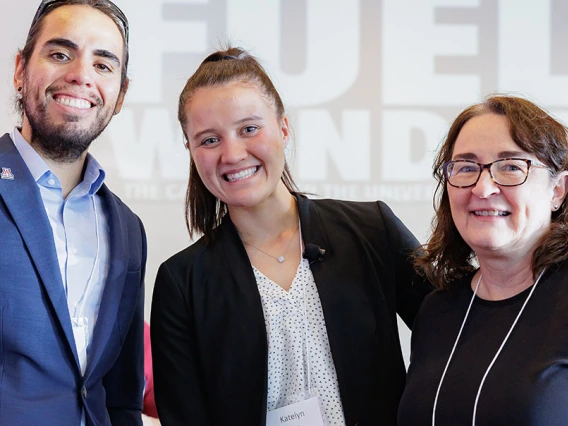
[242,225,299,263]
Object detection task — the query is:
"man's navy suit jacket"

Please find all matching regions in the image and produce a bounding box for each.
[0,133,146,425]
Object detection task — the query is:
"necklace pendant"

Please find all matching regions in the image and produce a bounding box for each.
[277,255,285,263]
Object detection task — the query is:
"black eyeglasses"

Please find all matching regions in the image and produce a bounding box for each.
[442,158,550,188]
[30,0,129,43]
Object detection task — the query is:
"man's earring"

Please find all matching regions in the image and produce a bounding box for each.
[16,87,23,99]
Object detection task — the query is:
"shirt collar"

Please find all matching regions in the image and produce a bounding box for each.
[11,127,106,194]
[11,127,49,182]
[84,154,106,195]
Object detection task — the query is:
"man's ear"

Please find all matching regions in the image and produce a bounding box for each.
[113,77,129,115]
[14,52,25,91]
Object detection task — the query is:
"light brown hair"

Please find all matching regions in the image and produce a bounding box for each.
[178,46,299,244]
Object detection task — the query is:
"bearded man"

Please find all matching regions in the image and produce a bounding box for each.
[0,1,146,425]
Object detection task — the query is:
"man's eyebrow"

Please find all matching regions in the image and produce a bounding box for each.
[44,37,78,51]
[43,38,121,67]
[93,49,121,67]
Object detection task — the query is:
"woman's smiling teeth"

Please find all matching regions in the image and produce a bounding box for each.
[473,210,510,216]
[54,95,92,109]
[224,166,259,182]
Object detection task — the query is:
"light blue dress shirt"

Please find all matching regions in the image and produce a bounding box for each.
[11,128,110,379]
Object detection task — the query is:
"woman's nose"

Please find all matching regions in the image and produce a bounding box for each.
[471,168,500,198]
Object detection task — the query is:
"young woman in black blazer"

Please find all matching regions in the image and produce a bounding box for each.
[151,46,431,426]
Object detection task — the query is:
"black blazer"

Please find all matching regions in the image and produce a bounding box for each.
[151,195,431,426]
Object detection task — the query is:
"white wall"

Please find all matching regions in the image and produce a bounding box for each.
[3,0,568,364]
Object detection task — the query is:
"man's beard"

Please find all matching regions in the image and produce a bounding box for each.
[23,88,114,164]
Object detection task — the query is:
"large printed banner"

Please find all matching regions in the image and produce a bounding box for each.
[1,1,567,343]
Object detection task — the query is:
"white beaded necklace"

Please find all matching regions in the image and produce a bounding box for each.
[431,269,546,426]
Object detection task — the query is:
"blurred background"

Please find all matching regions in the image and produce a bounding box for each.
[2,0,568,371]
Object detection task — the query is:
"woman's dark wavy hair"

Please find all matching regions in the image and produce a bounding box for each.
[416,94,568,289]
[178,46,299,244]
[16,0,129,115]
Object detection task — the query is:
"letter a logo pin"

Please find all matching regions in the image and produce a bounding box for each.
[1,167,14,180]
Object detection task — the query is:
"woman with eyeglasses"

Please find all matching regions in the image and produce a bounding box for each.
[397,95,568,426]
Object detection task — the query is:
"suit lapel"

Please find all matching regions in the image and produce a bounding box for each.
[215,218,270,414]
[85,185,127,376]
[219,217,262,299]
[296,194,353,389]
[296,193,330,253]
[0,134,80,367]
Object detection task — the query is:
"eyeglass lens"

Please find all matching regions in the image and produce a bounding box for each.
[447,159,529,187]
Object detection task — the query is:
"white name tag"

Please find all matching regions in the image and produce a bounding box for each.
[266,397,327,426]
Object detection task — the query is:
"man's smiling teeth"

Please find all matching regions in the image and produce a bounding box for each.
[55,95,92,109]
[473,210,509,216]
[225,166,258,182]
